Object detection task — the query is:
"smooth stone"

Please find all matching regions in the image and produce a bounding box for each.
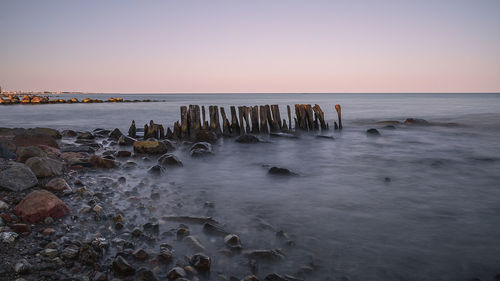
[14,259,31,274]
[77,132,95,140]
[167,267,186,280]
[25,157,63,178]
[268,166,296,176]
[1,231,18,243]
[235,134,260,143]
[133,141,167,154]
[88,155,115,169]
[158,153,183,167]
[148,165,165,175]
[366,128,381,136]
[14,190,70,223]
[404,118,430,126]
[0,162,38,191]
[116,151,132,157]
[112,256,136,276]
[184,235,205,251]
[118,135,136,146]
[190,253,211,271]
[45,178,71,192]
[224,234,242,250]
[16,146,46,163]
[133,248,149,260]
[109,128,123,140]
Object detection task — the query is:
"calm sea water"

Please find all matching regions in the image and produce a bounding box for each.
[2,93,500,280]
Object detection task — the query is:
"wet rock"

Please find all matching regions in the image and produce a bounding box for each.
[119,135,136,146]
[176,226,190,240]
[92,204,103,213]
[41,248,59,258]
[62,130,78,137]
[116,150,131,157]
[404,118,430,126]
[235,134,260,143]
[137,268,159,281]
[45,177,71,192]
[0,200,7,210]
[184,235,205,251]
[375,120,402,125]
[14,259,31,274]
[382,125,396,129]
[158,153,183,167]
[0,142,16,159]
[161,140,176,151]
[268,167,296,176]
[133,140,168,154]
[224,234,242,250]
[109,128,123,140]
[167,267,186,280]
[190,253,211,271]
[203,222,229,236]
[30,128,61,139]
[25,157,63,178]
[61,145,96,154]
[1,231,18,243]
[264,274,292,281]
[195,130,218,143]
[148,165,165,175]
[242,275,260,281]
[88,155,115,169]
[79,245,100,265]
[158,244,173,263]
[133,248,149,260]
[113,255,136,276]
[13,134,59,149]
[132,227,143,236]
[163,215,218,225]
[10,223,31,234]
[16,146,46,163]
[93,271,109,281]
[0,162,38,191]
[14,190,70,223]
[366,128,381,136]
[77,132,95,140]
[243,249,285,261]
[61,245,80,260]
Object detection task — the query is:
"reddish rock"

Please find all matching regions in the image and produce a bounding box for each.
[10,223,31,234]
[42,228,56,235]
[0,213,12,222]
[45,178,70,192]
[14,190,70,223]
[13,134,59,149]
[116,151,131,157]
[88,155,115,169]
[38,145,61,158]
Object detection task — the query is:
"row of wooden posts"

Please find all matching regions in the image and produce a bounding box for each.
[128,104,343,140]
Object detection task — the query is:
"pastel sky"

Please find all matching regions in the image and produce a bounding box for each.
[1,0,499,93]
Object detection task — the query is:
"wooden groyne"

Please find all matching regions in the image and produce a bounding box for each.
[0,94,160,105]
[129,104,343,141]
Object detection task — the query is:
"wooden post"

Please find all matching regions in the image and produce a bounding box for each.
[243,106,251,134]
[335,104,342,130]
[144,124,149,140]
[180,106,188,139]
[220,107,231,137]
[251,106,260,134]
[128,120,136,138]
[238,106,245,135]
[305,105,314,131]
[295,104,307,130]
[159,124,165,139]
[260,105,269,134]
[271,105,282,130]
[202,106,207,130]
[313,104,328,130]
[173,121,181,140]
[209,105,222,137]
[230,106,240,136]
[188,105,201,138]
[166,127,173,139]
[282,119,288,131]
[287,105,292,131]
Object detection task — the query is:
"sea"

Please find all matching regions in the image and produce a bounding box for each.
[1,93,500,280]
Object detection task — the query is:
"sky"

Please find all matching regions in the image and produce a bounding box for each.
[1,0,499,93]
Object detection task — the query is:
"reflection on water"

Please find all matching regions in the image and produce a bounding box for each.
[2,93,500,280]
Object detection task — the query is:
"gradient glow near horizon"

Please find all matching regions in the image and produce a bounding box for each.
[1,0,500,93]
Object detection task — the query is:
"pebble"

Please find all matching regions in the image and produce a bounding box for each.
[14,259,31,274]
[132,227,143,237]
[167,267,187,280]
[42,228,56,236]
[0,200,8,210]
[61,245,80,260]
[190,253,211,271]
[41,248,59,258]
[224,234,242,250]
[93,204,103,213]
[158,244,173,263]
[184,235,205,251]
[1,232,18,243]
[113,255,136,276]
[133,248,149,260]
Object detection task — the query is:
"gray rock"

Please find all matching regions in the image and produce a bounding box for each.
[109,128,123,140]
[0,142,16,159]
[268,166,296,176]
[118,135,136,146]
[40,248,59,258]
[184,236,205,251]
[235,134,260,143]
[16,146,46,163]
[14,259,31,274]
[0,200,8,210]
[0,162,37,191]
[366,128,381,136]
[224,234,242,250]
[158,153,183,167]
[112,256,136,276]
[148,165,165,176]
[25,157,63,178]
[61,245,80,260]
[61,145,96,153]
[77,132,95,140]
[190,253,211,271]
[167,267,186,280]
[137,268,158,281]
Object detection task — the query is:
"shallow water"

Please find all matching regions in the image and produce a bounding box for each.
[2,93,500,280]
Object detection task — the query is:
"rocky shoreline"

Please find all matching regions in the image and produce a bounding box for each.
[0,94,162,105]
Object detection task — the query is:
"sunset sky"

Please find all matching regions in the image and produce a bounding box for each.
[1,0,499,93]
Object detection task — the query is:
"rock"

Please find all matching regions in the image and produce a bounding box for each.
[61,245,79,260]
[61,145,96,153]
[224,234,242,250]
[195,130,218,143]
[60,152,86,164]
[16,146,46,163]
[190,142,213,157]
[148,165,165,175]
[14,259,31,274]
[203,222,229,236]
[375,120,402,125]
[61,130,78,137]
[118,135,136,146]
[133,141,167,154]
[0,162,38,191]
[190,253,211,271]
[14,190,70,223]
[158,244,173,263]
[158,153,183,167]
[79,243,99,265]
[93,204,103,213]
[382,125,396,129]
[243,276,260,281]
[184,236,206,251]
[88,155,115,169]
[1,231,18,243]
[113,256,136,276]
[264,274,289,281]
[0,142,16,159]
[161,140,176,151]
[41,248,59,258]
[116,151,131,157]
[243,249,285,261]
[133,248,149,260]
[366,128,381,136]
[13,134,59,149]
[268,166,296,176]
[30,128,61,139]
[10,223,31,234]
[137,268,158,281]
[77,132,95,140]
[404,118,430,126]
[93,272,108,281]
[25,157,63,178]
[132,227,143,236]
[109,128,123,140]
[167,267,186,280]
[235,134,260,143]
[0,200,7,211]
[45,178,70,192]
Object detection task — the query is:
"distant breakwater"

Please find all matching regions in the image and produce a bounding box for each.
[0,94,162,105]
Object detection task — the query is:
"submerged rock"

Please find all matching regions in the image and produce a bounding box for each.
[118,135,136,146]
[77,132,95,140]
[243,249,285,261]
[203,222,229,236]
[167,267,187,280]
[190,253,211,271]
[366,128,381,136]
[236,134,260,143]
[148,165,165,175]
[109,128,123,140]
[224,234,242,250]
[190,142,213,157]
[404,118,430,126]
[158,153,183,167]
[134,140,168,154]
[14,190,70,222]
[184,235,205,251]
[25,157,63,178]
[113,255,136,276]
[0,162,38,191]
[116,150,132,157]
[268,166,296,176]
[88,155,116,169]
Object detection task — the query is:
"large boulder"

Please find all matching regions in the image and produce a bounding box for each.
[44,178,71,192]
[14,190,70,223]
[25,157,63,178]
[0,142,16,159]
[404,118,430,126]
[60,152,86,165]
[88,155,116,169]
[13,134,59,149]
[190,142,212,157]
[236,134,260,143]
[133,141,167,155]
[0,162,38,191]
[158,153,183,167]
[16,146,46,163]
[109,128,123,140]
[29,128,61,139]
[118,135,136,146]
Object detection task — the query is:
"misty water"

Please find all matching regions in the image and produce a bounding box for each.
[2,93,500,280]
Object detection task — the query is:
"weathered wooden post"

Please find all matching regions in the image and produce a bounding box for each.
[159,124,165,139]
[128,120,136,138]
[271,105,282,130]
[144,124,149,139]
[243,106,251,134]
[202,106,207,130]
[335,104,342,130]
[173,121,181,139]
[209,105,222,137]
[313,104,328,130]
[287,105,292,131]
[305,105,314,131]
[282,119,288,131]
[238,106,245,135]
[180,106,189,139]
[251,106,260,134]
[230,106,240,136]
[220,107,231,137]
[166,127,173,139]
[260,105,269,134]
[188,105,201,138]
